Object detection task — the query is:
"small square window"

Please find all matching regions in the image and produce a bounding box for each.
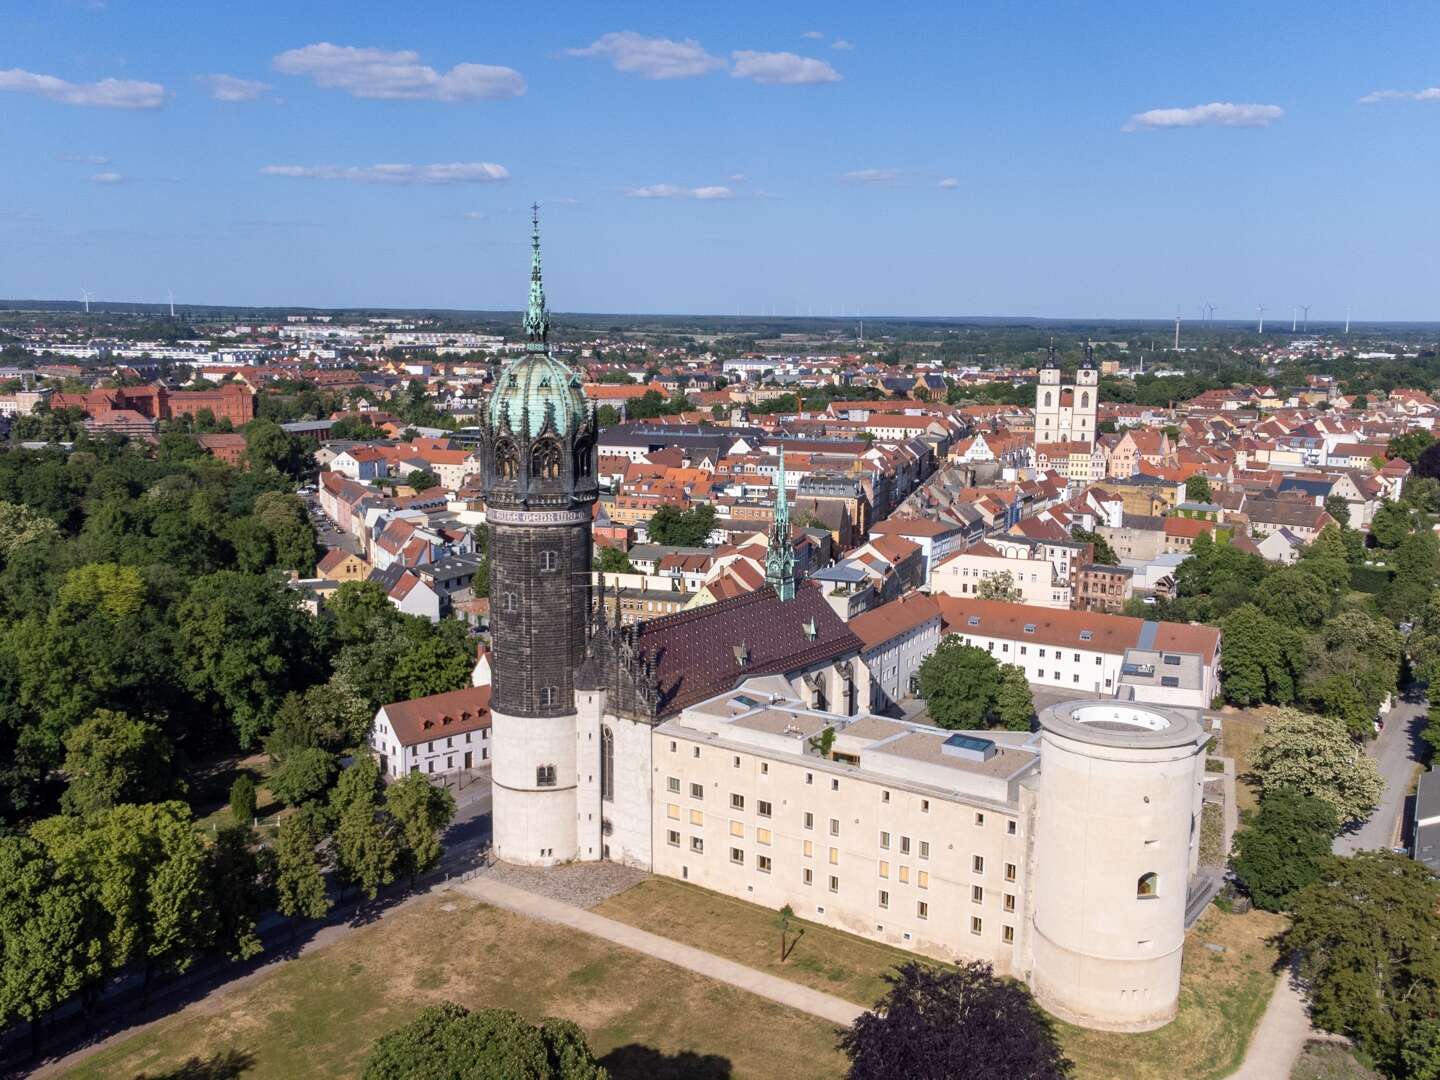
[757,827,771,845]
[973,855,985,874]
[692,746,701,758]
[921,799,930,814]
[881,789,890,803]
[918,870,929,889]
[667,829,680,847]
[1003,924,1015,944]
[878,860,889,879]
[690,836,704,853]
[757,855,772,873]
[880,830,890,850]
[975,812,986,826]
[803,811,814,830]
[761,762,768,775]
[757,800,772,818]
[829,818,840,837]
[803,868,813,885]
[733,755,741,769]
[971,885,984,903]
[900,836,911,855]
[669,740,677,752]
[831,778,839,792]
[1007,820,1017,836]
[971,916,983,935]
[1005,862,1017,882]
[730,820,744,838]
[898,865,910,884]
[667,776,680,793]
[731,793,745,811]
[805,772,813,785]
[1004,892,1016,912]
[829,846,839,865]
[730,847,744,865]
[878,889,889,909]
[828,875,839,893]
[689,809,704,826]
[919,841,930,859]
[690,782,704,799]
[917,901,929,920]
[666,803,680,820]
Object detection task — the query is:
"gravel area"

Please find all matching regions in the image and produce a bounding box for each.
[474,860,650,909]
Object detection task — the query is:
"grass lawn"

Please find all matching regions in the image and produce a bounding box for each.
[191,753,286,836]
[64,894,845,1080]
[594,876,923,1007]
[1219,709,1270,816]
[596,878,1286,1080]
[1291,1041,1383,1080]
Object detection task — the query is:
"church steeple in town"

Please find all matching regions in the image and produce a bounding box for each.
[522,203,550,350]
[766,452,796,601]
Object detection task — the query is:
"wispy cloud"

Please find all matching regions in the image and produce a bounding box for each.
[272,43,524,101]
[731,50,840,85]
[832,40,855,50]
[58,152,109,165]
[566,32,724,80]
[843,168,900,184]
[261,162,510,185]
[801,30,824,40]
[198,74,270,102]
[90,172,124,184]
[938,177,960,189]
[1359,87,1440,104]
[625,184,733,199]
[0,68,166,108]
[728,172,747,183]
[1123,101,1283,131]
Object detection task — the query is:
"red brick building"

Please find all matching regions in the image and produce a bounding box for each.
[53,383,255,427]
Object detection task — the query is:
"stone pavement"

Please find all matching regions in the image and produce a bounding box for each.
[451,874,864,1028]
[1226,965,1347,1080]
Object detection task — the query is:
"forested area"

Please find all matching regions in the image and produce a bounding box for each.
[0,430,471,1047]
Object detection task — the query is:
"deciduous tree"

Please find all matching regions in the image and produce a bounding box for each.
[1250,709,1383,825]
[385,773,456,884]
[274,806,331,922]
[59,710,180,816]
[1230,792,1338,911]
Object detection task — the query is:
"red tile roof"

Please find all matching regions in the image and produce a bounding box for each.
[848,593,942,651]
[380,686,491,746]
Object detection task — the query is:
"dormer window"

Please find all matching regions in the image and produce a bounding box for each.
[967,616,980,627]
[1023,624,1036,634]
[1079,630,1093,641]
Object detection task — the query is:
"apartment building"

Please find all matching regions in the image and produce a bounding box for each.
[931,539,1072,608]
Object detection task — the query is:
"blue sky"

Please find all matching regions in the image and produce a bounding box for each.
[2,0,1438,319]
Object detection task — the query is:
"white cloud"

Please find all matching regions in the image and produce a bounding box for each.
[832,40,856,50]
[272,43,524,101]
[58,152,109,165]
[1122,101,1283,131]
[1359,87,1440,104]
[567,32,724,80]
[843,168,900,183]
[0,68,165,108]
[90,172,124,184]
[731,50,841,85]
[198,74,270,102]
[261,162,510,185]
[728,172,747,183]
[938,177,960,189]
[801,30,824,40]
[625,184,733,199]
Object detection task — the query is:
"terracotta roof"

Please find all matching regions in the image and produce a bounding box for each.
[380,685,491,746]
[848,593,942,651]
[632,581,863,717]
[933,595,1219,660]
[317,547,354,573]
[1163,517,1216,538]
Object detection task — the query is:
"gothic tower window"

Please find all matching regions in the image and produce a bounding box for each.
[536,764,557,786]
[539,550,558,572]
[503,592,517,613]
[600,726,614,802]
[532,438,562,480]
[494,439,518,480]
[1081,391,1090,408]
[539,686,557,707]
[1043,391,1052,408]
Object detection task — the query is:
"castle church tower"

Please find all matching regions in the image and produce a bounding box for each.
[480,206,598,866]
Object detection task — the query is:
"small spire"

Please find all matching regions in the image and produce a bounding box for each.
[523,202,550,350]
[766,449,796,601]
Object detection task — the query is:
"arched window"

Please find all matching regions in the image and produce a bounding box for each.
[1081,391,1090,408]
[494,439,518,481]
[536,764,556,787]
[1043,391,1052,408]
[503,592,517,613]
[600,726,614,803]
[539,686,557,707]
[1137,872,1158,898]
[531,438,562,481]
[539,550,558,572]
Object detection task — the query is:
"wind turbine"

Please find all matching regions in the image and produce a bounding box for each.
[1300,304,1311,333]
[1257,304,1266,333]
[81,288,90,314]
[1174,307,1181,350]
[168,289,175,318]
[1345,306,1351,334]
[1292,305,1298,333]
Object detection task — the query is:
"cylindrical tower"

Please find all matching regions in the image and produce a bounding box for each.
[1028,700,1205,1032]
[481,207,598,867]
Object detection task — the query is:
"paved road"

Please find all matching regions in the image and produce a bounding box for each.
[1227,966,1341,1080]
[1334,683,1427,856]
[453,875,864,1027]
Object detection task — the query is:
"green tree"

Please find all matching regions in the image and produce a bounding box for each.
[385,773,457,884]
[0,501,61,564]
[1253,567,1331,629]
[59,709,180,816]
[1381,530,1440,620]
[1230,792,1338,911]
[269,746,338,807]
[54,562,145,620]
[1288,852,1440,1076]
[229,774,257,824]
[1401,1020,1440,1080]
[406,469,440,491]
[274,805,331,923]
[917,638,1030,731]
[1176,531,1271,619]
[176,570,318,747]
[1219,605,1305,706]
[646,503,717,547]
[1386,429,1436,464]
[976,571,1023,602]
[1071,527,1118,566]
[335,799,398,900]
[1250,708,1384,825]
[1323,494,1351,528]
[0,835,103,1051]
[1185,474,1213,503]
[594,546,635,574]
[242,418,307,477]
[1370,500,1416,549]
[207,824,270,960]
[362,1002,610,1080]
[994,665,1035,731]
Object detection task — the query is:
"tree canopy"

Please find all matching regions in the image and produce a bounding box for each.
[917,637,1033,731]
[1230,791,1338,911]
[1250,709,1383,824]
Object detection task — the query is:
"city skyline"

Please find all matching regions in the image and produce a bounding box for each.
[3,0,1439,318]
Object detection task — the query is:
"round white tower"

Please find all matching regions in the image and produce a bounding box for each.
[1028,701,1205,1032]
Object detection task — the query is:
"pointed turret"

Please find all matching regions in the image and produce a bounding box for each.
[522,203,551,350]
[765,451,796,601]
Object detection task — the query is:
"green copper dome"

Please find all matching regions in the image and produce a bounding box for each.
[489,352,588,437]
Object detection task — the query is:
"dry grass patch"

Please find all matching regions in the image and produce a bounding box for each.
[594,876,924,1007]
[1219,709,1271,815]
[1059,906,1288,1080]
[1291,1041,1383,1080]
[64,894,846,1080]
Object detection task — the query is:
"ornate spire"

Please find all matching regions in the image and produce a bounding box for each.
[766,451,796,601]
[1045,338,1058,368]
[522,203,550,351]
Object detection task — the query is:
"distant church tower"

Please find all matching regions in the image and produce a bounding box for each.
[479,206,599,867]
[1034,342,1098,446]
